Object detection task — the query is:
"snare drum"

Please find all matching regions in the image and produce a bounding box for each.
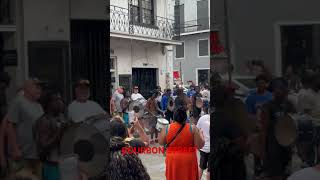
[156,118,169,131]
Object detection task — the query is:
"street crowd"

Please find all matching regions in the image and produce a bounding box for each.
[109,83,211,180]
[1,63,320,180]
[211,64,320,180]
[0,77,108,180]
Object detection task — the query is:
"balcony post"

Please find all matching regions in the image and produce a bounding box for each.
[129,0,134,35]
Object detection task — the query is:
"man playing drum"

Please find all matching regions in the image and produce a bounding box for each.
[260,78,296,180]
[145,91,164,144]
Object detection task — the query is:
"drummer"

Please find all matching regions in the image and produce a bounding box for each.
[146,91,164,144]
[259,78,296,180]
[67,79,106,123]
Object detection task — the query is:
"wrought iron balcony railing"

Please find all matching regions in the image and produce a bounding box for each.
[0,0,15,25]
[179,18,210,34]
[110,5,177,40]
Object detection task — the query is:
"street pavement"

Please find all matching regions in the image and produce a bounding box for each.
[139,143,208,180]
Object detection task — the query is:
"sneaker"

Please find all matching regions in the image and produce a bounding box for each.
[150,140,155,145]
[155,139,159,143]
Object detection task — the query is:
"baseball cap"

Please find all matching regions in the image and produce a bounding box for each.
[74,78,90,87]
[29,77,46,85]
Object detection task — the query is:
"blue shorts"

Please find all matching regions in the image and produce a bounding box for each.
[123,113,129,126]
[43,162,59,180]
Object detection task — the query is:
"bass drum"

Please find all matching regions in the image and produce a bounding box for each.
[83,114,110,139]
[60,114,110,179]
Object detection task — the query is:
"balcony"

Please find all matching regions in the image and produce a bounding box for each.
[179,18,210,35]
[0,0,15,25]
[110,5,177,40]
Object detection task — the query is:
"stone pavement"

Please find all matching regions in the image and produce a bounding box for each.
[139,143,208,180]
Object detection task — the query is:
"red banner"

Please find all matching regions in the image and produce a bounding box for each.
[210,31,224,55]
[173,71,180,79]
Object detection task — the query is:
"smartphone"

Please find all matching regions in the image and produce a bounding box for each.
[59,154,80,180]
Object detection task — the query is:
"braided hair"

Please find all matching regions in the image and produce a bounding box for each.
[109,136,151,180]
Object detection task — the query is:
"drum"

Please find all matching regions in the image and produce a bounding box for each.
[60,114,110,179]
[156,118,169,131]
[83,114,110,139]
[274,114,297,147]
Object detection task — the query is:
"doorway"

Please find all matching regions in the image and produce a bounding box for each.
[28,41,70,103]
[279,24,320,74]
[132,68,157,99]
[197,68,210,86]
[70,20,109,111]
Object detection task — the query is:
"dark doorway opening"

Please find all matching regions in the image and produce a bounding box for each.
[28,41,71,104]
[70,20,110,111]
[197,69,209,86]
[280,25,320,74]
[132,68,157,99]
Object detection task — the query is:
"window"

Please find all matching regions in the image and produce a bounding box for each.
[176,42,184,58]
[198,39,209,57]
[197,0,209,31]
[197,69,210,86]
[130,0,154,26]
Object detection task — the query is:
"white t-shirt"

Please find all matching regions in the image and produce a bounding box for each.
[297,89,320,120]
[68,100,106,123]
[196,114,210,153]
[131,93,145,101]
[287,167,320,180]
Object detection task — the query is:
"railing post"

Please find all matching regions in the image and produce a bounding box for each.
[129,0,134,35]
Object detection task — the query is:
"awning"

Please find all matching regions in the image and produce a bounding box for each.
[110,32,182,45]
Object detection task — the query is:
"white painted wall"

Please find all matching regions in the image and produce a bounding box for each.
[71,0,106,20]
[110,37,169,89]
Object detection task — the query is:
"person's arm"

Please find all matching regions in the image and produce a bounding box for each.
[6,99,22,160]
[193,125,205,149]
[154,99,163,114]
[6,121,21,160]
[129,117,149,146]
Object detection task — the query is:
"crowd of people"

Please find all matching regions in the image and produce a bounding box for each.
[0,77,108,180]
[3,64,320,180]
[212,65,320,180]
[109,83,211,180]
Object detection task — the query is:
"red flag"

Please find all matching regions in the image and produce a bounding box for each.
[210,31,224,54]
[173,71,180,79]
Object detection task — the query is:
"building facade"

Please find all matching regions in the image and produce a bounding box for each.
[174,0,210,86]
[212,0,320,77]
[0,0,110,110]
[110,0,180,98]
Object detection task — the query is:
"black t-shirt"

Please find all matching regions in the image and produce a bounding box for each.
[213,111,243,141]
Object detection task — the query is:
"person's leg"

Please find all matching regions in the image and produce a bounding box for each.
[199,151,208,179]
[154,128,158,143]
[206,172,210,180]
[199,169,203,180]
